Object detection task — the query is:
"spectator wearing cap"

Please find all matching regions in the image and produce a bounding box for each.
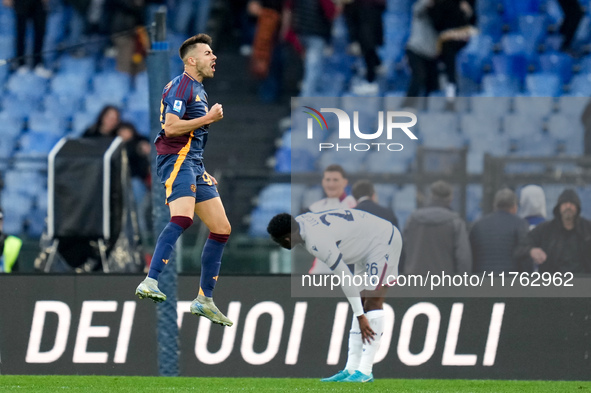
[470,188,531,273]
[526,189,591,274]
[401,180,471,275]
[0,209,23,273]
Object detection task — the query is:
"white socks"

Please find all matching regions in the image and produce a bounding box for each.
[357,309,385,375]
[344,316,362,373]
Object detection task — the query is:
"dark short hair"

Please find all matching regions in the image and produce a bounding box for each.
[267,213,296,239]
[324,164,347,179]
[494,188,517,211]
[179,34,213,60]
[352,180,375,200]
[430,180,453,203]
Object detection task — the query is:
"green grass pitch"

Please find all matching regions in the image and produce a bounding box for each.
[0,376,590,392]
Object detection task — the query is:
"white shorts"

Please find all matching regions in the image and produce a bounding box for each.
[353,225,402,291]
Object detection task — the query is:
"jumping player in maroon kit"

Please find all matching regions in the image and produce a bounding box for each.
[135,34,232,327]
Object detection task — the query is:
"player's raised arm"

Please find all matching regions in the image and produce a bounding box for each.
[163,103,223,138]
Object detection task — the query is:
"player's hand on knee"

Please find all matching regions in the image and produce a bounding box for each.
[209,103,224,123]
[358,314,376,344]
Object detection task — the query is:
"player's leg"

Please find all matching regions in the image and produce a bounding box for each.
[190,179,233,326]
[194,196,231,297]
[136,196,195,302]
[344,231,401,382]
[136,159,197,302]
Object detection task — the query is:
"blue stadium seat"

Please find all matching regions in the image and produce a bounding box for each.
[537,52,572,83]
[512,133,556,156]
[470,96,512,116]
[418,113,459,137]
[547,114,584,140]
[71,111,95,136]
[301,186,324,210]
[557,96,589,117]
[248,208,281,238]
[50,72,90,99]
[482,73,521,95]
[1,93,33,120]
[16,131,62,157]
[122,109,150,136]
[525,73,562,96]
[318,150,365,174]
[28,111,67,136]
[257,183,292,212]
[492,54,528,83]
[513,96,555,117]
[502,34,533,56]
[503,0,543,25]
[374,184,397,207]
[291,148,317,173]
[43,92,83,120]
[58,55,96,79]
[0,193,31,235]
[477,0,502,17]
[6,71,48,100]
[365,151,410,174]
[0,111,24,139]
[84,94,123,118]
[568,74,591,96]
[92,71,131,101]
[478,14,504,41]
[518,15,547,47]
[460,113,501,139]
[274,147,291,173]
[126,90,149,111]
[503,114,544,138]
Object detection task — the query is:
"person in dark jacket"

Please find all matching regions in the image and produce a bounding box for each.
[402,180,471,275]
[470,188,531,273]
[526,189,591,274]
[352,180,398,228]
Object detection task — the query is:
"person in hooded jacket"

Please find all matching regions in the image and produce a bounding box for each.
[401,180,471,275]
[525,188,591,274]
[519,185,547,230]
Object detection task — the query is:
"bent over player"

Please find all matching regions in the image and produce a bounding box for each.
[267,209,402,382]
[135,34,232,327]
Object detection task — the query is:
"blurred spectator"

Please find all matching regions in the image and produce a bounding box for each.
[82,105,121,137]
[344,0,386,95]
[115,121,151,240]
[172,0,211,36]
[429,0,476,105]
[108,0,147,75]
[401,180,471,275]
[4,0,52,77]
[286,0,338,97]
[470,188,531,273]
[352,180,399,228]
[306,164,356,274]
[0,208,23,273]
[519,185,547,229]
[526,189,591,274]
[402,0,439,109]
[557,0,583,53]
[249,0,286,102]
[306,164,356,213]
